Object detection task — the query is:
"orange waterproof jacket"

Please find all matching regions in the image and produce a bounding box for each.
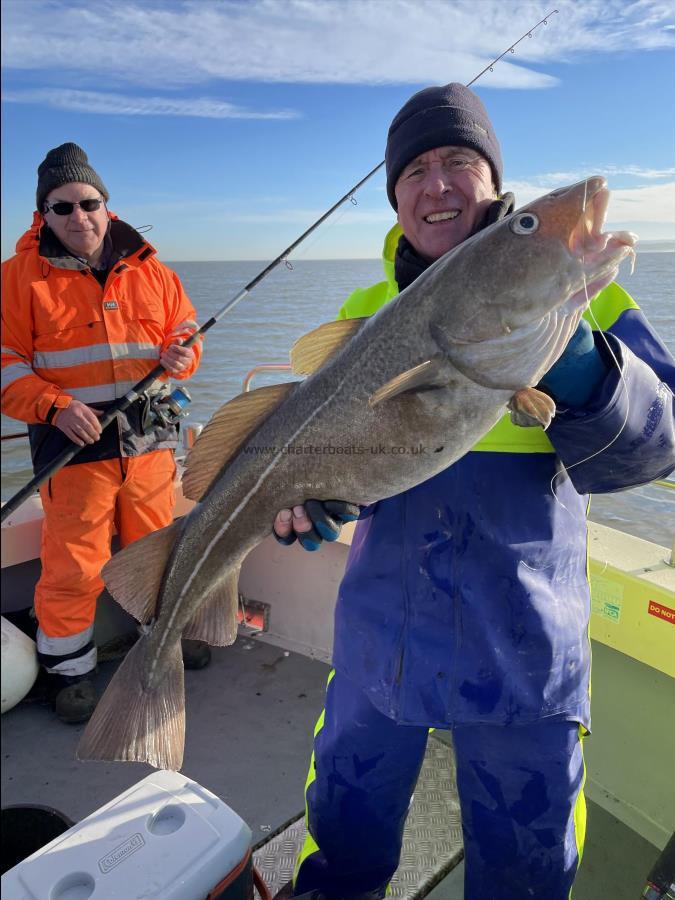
[1,212,202,467]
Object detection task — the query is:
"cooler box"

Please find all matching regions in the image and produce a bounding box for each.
[1,770,253,899]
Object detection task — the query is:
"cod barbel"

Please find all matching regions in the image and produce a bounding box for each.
[78,178,636,770]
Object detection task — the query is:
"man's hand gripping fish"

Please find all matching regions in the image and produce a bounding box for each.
[77,178,636,770]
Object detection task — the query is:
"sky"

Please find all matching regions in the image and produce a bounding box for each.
[2,0,674,262]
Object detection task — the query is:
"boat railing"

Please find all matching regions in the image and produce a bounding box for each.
[1,432,29,441]
[241,362,292,392]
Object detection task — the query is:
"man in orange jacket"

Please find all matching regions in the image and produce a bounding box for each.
[1,143,207,723]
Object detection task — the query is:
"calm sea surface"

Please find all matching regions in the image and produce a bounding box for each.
[2,252,673,546]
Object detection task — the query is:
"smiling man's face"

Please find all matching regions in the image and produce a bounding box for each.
[394,145,496,262]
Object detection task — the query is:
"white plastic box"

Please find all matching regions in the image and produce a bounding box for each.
[1,770,252,899]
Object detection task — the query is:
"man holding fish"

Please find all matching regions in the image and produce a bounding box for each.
[270,84,675,898]
[73,84,674,899]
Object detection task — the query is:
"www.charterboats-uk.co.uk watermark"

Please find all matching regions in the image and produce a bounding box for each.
[243,442,432,457]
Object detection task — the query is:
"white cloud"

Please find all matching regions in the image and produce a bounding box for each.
[1,88,299,119]
[510,166,675,186]
[2,0,672,90]
[127,174,675,237]
[607,181,675,225]
[334,178,675,234]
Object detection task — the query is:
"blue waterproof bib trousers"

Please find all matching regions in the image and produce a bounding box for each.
[296,672,586,899]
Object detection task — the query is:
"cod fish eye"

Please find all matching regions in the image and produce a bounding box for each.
[510,213,540,235]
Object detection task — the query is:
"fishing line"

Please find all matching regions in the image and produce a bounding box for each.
[284,195,359,263]
[549,177,633,513]
[0,10,560,523]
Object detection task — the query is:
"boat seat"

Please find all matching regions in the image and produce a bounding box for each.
[253,734,464,897]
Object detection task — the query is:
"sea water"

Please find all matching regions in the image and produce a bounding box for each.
[1,251,673,546]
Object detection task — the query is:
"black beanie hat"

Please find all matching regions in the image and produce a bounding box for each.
[385,83,502,210]
[36,143,109,212]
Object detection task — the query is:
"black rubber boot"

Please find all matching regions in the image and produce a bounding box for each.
[181,639,211,670]
[50,674,97,724]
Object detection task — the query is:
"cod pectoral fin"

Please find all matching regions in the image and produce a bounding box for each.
[103,521,181,622]
[290,318,367,375]
[182,382,297,501]
[77,632,185,771]
[183,567,241,647]
[508,388,557,429]
[368,359,443,407]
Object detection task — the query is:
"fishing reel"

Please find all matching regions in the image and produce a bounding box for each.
[141,385,192,431]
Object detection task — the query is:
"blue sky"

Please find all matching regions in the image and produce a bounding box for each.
[2,0,674,261]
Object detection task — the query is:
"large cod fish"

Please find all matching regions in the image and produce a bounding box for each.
[78,177,635,770]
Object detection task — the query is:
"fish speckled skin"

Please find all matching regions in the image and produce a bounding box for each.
[78,177,636,770]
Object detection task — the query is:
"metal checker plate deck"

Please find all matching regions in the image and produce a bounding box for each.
[253,735,464,897]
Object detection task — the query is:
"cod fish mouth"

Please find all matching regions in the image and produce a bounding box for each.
[566,181,637,308]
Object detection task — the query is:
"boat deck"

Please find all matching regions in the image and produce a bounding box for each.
[1,626,661,898]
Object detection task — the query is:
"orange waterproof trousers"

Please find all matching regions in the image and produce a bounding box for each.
[35,450,176,640]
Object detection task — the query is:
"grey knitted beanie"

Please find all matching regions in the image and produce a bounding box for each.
[385,83,502,210]
[36,143,109,211]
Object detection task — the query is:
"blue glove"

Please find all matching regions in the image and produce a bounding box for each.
[273,499,362,551]
[539,319,608,407]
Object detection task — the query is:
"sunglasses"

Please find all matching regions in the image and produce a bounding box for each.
[43,198,104,216]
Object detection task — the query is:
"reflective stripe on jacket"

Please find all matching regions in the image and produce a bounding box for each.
[331,225,675,729]
[1,212,202,470]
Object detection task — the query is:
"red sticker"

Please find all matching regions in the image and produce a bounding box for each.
[647,601,675,624]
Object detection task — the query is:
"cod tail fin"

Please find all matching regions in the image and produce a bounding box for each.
[77,633,185,771]
[183,566,241,646]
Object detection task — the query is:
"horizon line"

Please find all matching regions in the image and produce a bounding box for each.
[162,240,675,264]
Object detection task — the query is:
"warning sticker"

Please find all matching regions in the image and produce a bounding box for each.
[647,601,675,624]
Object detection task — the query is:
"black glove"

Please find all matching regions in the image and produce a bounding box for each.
[273,499,362,551]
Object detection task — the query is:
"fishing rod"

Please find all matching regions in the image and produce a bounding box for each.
[1,9,558,524]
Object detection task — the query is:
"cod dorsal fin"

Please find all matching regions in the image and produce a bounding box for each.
[290,318,367,375]
[368,359,441,407]
[182,382,296,501]
[102,520,181,623]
